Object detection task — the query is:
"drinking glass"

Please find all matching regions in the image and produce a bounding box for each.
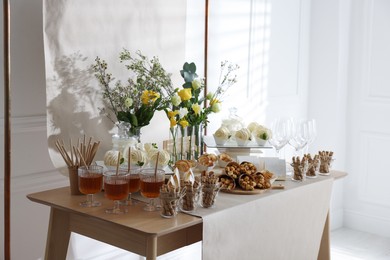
[268,118,293,158]
[140,168,165,211]
[78,165,103,207]
[289,118,308,157]
[104,170,129,214]
[127,169,141,205]
[303,119,317,153]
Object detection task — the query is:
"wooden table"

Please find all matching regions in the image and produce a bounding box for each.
[27,170,346,260]
[27,188,202,260]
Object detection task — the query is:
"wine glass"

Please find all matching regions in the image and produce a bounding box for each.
[268,118,293,158]
[303,119,317,153]
[140,168,165,211]
[78,165,103,207]
[104,170,130,214]
[127,169,141,205]
[289,118,308,157]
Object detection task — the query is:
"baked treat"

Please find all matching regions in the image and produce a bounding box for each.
[238,174,257,191]
[224,161,241,179]
[239,161,257,175]
[175,160,191,173]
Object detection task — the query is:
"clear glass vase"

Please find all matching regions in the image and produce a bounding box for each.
[186,124,203,160]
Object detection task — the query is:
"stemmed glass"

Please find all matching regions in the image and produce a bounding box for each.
[289,118,309,157]
[127,169,141,205]
[303,119,317,153]
[104,170,129,214]
[78,165,103,207]
[140,168,165,211]
[268,118,293,158]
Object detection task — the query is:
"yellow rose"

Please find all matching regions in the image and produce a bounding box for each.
[170,117,177,128]
[192,103,201,115]
[179,119,189,128]
[141,90,160,105]
[178,88,192,101]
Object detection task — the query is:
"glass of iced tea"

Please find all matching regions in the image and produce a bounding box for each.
[78,165,103,207]
[127,169,141,205]
[140,168,165,211]
[104,170,129,214]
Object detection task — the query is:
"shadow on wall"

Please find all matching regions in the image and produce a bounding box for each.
[46,52,113,173]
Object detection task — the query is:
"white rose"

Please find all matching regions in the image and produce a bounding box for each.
[179,107,188,119]
[171,94,181,106]
[211,102,221,113]
[192,78,202,90]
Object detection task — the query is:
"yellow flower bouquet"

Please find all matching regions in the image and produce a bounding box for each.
[93,50,175,139]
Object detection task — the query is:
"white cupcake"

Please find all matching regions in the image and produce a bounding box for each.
[213,126,231,145]
[235,128,251,146]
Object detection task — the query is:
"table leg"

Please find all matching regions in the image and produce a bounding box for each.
[318,211,330,260]
[146,235,157,260]
[45,207,71,260]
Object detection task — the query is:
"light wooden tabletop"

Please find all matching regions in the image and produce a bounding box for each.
[27,187,202,236]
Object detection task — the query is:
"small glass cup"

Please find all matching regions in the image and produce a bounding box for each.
[127,169,141,205]
[140,168,165,211]
[104,170,129,214]
[200,183,220,208]
[78,165,103,207]
[179,185,201,213]
[159,188,181,218]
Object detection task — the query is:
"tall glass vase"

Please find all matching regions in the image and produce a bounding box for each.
[169,126,179,164]
[194,124,203,160]
[179,126,187,160]
[186,124,203,160]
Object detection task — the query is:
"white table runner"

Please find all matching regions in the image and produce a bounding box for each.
[191,176,334,260]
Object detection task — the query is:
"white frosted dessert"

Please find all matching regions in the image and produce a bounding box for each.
[253,126,272,145]
[247,122,261,133]
[213,126,231,145]
[235,128,251,146]
[125,149,148,167]
[104,150,121,166]
[148,149,170,168]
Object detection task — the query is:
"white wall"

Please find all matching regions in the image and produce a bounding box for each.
[308,0,350,230]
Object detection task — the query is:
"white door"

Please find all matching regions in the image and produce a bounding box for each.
[346,0,390,237]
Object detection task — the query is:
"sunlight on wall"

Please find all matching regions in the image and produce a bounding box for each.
[207,0,272,134]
